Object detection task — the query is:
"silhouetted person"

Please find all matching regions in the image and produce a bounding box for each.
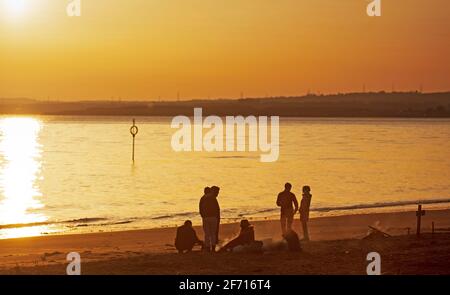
[219,220,262,252]
[299,185,312,241]
[283,230,301,252]
[211,186,221,242]
[175,220,203,253]
[199,186,221,252]
[276,183,298,235]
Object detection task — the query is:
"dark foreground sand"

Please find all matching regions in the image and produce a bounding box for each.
[0,209,449,275]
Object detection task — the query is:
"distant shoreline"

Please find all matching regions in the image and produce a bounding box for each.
[2,114,450,119]
[1,91,449,118]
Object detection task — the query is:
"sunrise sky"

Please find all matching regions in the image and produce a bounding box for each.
[0,0,449,101]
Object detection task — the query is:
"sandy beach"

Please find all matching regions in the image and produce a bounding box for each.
[0,209,449,275]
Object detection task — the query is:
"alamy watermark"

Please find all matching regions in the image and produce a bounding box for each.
[64,1,381,18]
[66,0,81,17]
[367,0,382,17]
[171,108,279,163]
[66,252,81,275]
[366,252,381,275]
[64,250,380,274]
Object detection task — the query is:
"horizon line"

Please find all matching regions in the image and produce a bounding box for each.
[1,90,449,104]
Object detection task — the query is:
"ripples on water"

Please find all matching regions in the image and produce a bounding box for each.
[0,116,449,238]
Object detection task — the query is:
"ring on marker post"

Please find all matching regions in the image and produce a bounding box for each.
[130,124,138,137]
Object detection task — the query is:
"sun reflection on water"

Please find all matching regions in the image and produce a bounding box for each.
[0,117,48,239]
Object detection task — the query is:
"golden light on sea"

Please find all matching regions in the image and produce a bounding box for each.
[0,117,48,239]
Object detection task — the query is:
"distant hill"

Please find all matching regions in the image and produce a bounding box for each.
[1,92,449,118]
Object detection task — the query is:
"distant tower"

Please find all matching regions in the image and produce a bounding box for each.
[363,84,366,93]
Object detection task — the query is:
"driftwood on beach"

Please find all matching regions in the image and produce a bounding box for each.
[363,226,392,240]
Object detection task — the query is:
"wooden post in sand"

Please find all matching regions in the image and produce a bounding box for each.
[130,119,139,162]
[416,204,426,237]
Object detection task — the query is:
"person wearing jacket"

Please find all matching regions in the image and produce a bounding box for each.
[276,183,299,235]
[299,185,312,241]
[199,186,221,252]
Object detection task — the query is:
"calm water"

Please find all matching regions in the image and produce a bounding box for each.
[0,116,449,239]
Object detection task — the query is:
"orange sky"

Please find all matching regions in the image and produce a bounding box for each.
[0,0,449,101]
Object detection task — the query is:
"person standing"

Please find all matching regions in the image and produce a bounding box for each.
[199,186,221,252]
[299,185,312,241]
[276,183,299,235]
[210,186,221,243]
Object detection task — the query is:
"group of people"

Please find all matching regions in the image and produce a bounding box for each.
[174,183,312,254]
[277,182,312,241]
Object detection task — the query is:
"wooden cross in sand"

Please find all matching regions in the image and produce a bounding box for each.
[416,204,426,237]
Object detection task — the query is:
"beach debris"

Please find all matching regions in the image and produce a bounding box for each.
[416,204,426,237]
[368,226,391,237]
[364,226,391,240]
[431,222,450,234]
[42,251,63,260]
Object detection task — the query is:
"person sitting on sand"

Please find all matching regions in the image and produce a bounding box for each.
[219,220,262,253]
[199,186,221,252]
[277,183,299,235]
[299,185,312,241]
[175,220,203,253]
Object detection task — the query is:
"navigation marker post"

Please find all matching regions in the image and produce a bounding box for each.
[130,119,139,162]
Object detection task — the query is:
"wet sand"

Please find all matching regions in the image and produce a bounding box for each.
[0,209,449,274]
